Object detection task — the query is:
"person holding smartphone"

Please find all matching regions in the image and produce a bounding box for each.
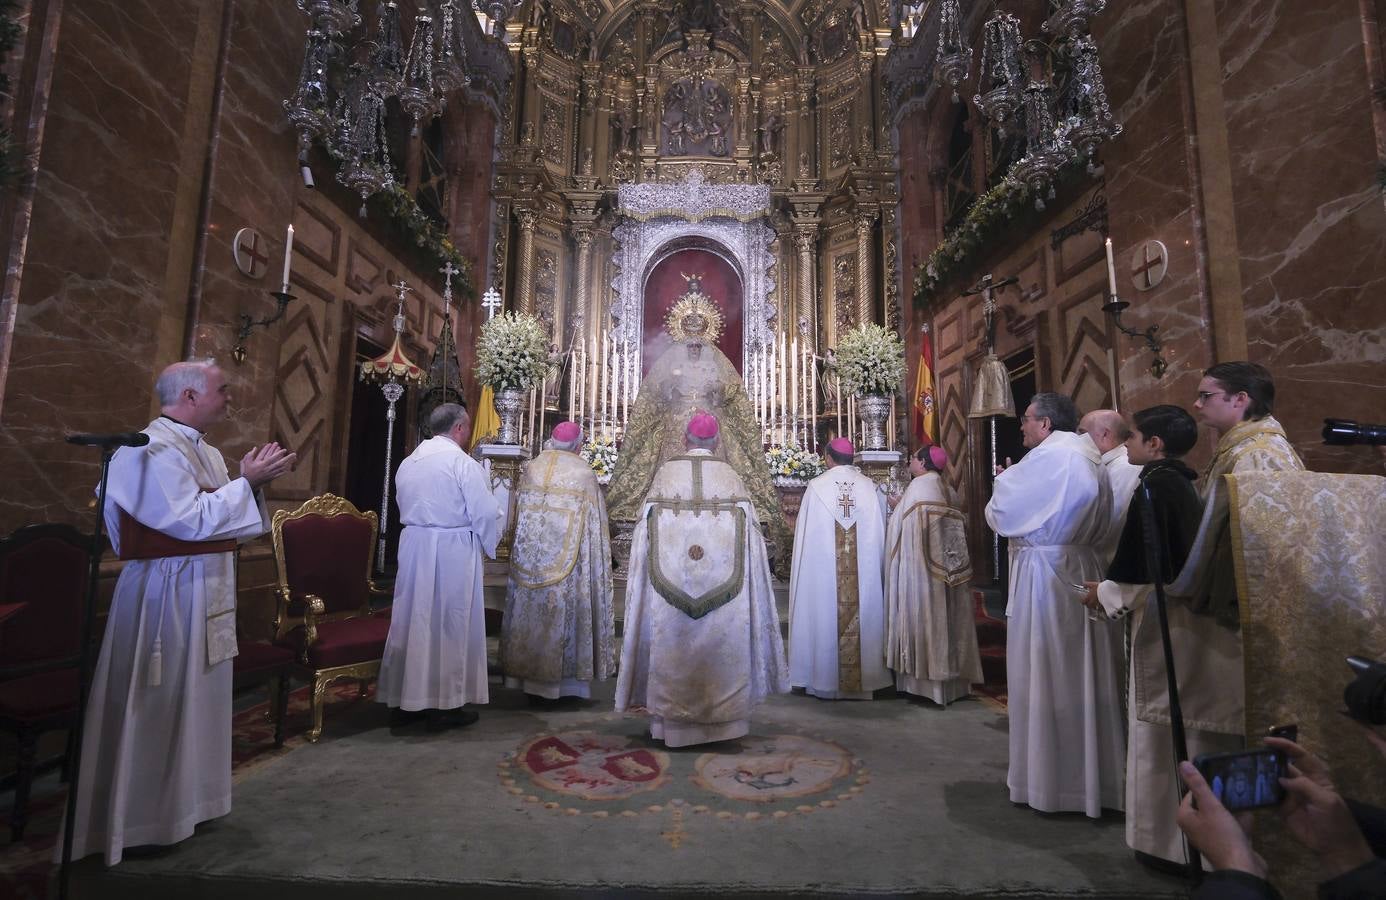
[1177,731,1386,900]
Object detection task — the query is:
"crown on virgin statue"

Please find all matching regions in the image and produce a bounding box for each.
[664,284,724,345]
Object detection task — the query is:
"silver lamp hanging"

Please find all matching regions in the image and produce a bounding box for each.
[366,1,406,99]
[295,0,360,35]
[1060,34,1122,172]
[934,0,971,103]
[1043,0,1108,40]
[432,0,471,99]
[283,28,336,166]
[972,12,1025,136]
[1008,75,1075,210]
[398,14,441,135]
[336,66,396,215]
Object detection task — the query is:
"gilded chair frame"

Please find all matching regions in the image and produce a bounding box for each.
[270,493,390,742]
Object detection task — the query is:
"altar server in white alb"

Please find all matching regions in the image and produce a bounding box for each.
[1079,408,1142,565]
[502,421,616,701]
[617,412,789,746]
[65,360,296,865]
[883,445,983,705]
[788,437,892,700]
[378,403,502,731]
[985,391,1125,818]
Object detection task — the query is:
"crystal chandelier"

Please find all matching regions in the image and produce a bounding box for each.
[433,0,471,98]
[337,66,396,216]
[934,0,971,103]
[398,14,441,135]
[296,0,360,35]
[972,12,1024,136]
[1059,34,1122,172]
[283,28,335,164]
[1008,76,1075,209]
[1044,0,1108,41]
[366,1,406,99]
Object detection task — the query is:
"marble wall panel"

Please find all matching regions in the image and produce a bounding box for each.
[0,0,206,531]
[1217,0,1386,475]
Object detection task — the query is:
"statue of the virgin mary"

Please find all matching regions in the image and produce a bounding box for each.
[606,275,790,565]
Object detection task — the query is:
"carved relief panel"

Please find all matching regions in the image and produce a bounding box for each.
[657,34,737,158]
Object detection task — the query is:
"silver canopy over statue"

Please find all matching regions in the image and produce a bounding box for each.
[605,274,791,566]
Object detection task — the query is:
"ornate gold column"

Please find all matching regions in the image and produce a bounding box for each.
[515,208,538,316]
[571,225,594,340]
[793,228,818,341]
[854,210,877,327]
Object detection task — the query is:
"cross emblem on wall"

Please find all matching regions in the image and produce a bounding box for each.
[232,227,269,279]
[1130,239,1169,291]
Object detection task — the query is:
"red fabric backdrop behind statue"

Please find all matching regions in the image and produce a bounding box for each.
[641,248,743,375]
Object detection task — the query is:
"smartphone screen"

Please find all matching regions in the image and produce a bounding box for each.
[1194,748,1286,811]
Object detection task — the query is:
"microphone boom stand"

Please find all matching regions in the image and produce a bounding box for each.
[58,442,118,899]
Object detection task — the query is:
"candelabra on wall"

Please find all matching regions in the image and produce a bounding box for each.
[1101,238,1167,380]
[359,280,425,572]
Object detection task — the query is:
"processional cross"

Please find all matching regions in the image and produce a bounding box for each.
[481,286,503,321]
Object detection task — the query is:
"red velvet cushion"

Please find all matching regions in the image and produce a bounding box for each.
[0,669,79,721]
[280,613,391,669]
[0,534,88,665]
[279,513,374,617]
[233,640,296,678]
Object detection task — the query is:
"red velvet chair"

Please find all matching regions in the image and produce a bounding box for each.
[270,494,391,742]
[232,639,295,748]
[0,524,91,841]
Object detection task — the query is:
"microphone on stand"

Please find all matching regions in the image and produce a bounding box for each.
[66,432,150,448]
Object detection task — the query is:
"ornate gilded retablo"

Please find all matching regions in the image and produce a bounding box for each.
[664,272,724,345]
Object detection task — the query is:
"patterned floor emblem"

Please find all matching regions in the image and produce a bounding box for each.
[692,735,853,802]
[516,731,671,800]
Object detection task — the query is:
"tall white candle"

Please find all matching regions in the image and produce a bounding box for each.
[791,336,799,447]
[810,350,818,449]
[568,348,576,423]
[835,374,843,440]
[1104,237,1118,298]
[280,224,294,292]
[600,331,609,436]
[779,332,788,445]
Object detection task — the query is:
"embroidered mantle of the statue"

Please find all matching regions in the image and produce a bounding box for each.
[510,450,599,589]
[645,455,748,620]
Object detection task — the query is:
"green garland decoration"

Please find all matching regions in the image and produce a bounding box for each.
[913,162,1091,304]
[316,136,473,298]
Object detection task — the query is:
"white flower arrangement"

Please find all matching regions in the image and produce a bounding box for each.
[835,322,906,397]
[580,435,619,483]
[765,444,824,483]
[474,312,551,391]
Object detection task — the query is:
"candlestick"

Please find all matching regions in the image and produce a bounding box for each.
[622,341,630,428]
[810,350,819,450]
[835,373,843,440]
[280,224,294,292]
[568,347,577,423]
[1104,237,1118,298]
[779,331,787,445]
[528,385,537,451]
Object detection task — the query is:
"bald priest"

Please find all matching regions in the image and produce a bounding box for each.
[616,412,789,746]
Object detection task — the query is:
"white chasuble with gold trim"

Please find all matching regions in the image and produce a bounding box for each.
[616,449,788,748]
[788,465,891,700]
[502,449,615,699]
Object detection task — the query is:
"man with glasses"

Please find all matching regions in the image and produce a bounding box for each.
[1193,361,1303,496]
[985,391,1126,818]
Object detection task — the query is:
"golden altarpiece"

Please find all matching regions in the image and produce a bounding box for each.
[487,0,904,449]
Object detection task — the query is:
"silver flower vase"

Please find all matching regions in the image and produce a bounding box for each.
[858,393,891,450]
[493,387,525,444]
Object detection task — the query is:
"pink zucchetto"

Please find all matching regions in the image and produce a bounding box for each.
[928,444,949,471]
[552,421,581,443]
[828,437,854,457]
[687,412,719,440]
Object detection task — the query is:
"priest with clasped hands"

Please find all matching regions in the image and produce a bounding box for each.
[616,412,789,747]
[788,437,892,700]
[64,359,296,865]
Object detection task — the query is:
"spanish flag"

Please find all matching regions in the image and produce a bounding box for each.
[913,325,937,445]
[469,384,501,449]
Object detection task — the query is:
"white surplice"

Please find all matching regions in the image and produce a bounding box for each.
[377,436,501,711]
[788,465,892,700]
[985,430,1126,817]
[616,450,789,747]
[501,449,615,699]
[65,418,269,866]
[883,472,984,705]
[1097,444,1142,566]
